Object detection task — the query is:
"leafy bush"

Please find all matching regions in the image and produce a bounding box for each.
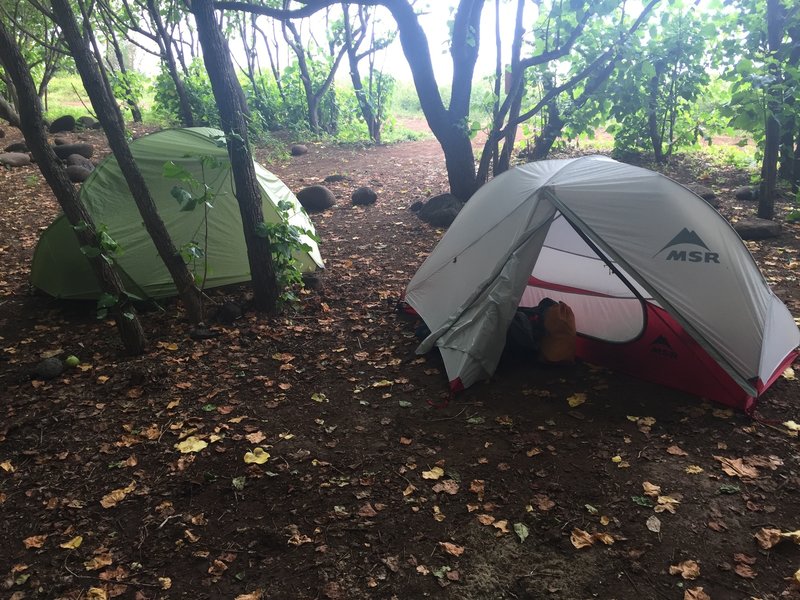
[152,58,219,128]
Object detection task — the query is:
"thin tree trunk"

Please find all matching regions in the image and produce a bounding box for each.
[759,0,783,220]
[51,0,205,325]
[103,14,144,122]
[191,0,279,313]
[0,94,20,127]
[0,18,146,354]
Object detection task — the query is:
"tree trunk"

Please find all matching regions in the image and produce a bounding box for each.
[0,18,146,355]
[105,17,144,122]
[648,64,665,162]
[192,0,279,313]
[51,0,205,325]
[758,0,783,220]
[343,6,379,142]
[0,94,20,127]
[146,0,195,127]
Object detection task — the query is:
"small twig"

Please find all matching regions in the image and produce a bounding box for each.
[158,513,182,529]
[69,83,97,119]
[62,557,161,588]
[429,407,467,422]
[622,569,638,592]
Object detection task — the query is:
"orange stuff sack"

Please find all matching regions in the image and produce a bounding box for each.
[539,301,576,364]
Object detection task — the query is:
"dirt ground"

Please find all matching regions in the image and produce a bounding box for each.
[1,121,799,600]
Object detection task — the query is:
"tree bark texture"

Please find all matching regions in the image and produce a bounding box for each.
[0,18,147,355]
[758,0,783,220]
[51,0,205,324]
[192,0,279,313]
[0,94,21,127]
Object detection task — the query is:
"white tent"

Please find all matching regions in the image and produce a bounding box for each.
[405,156,799,410]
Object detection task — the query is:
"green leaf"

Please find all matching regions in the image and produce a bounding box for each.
[171,186,197,211]
[631,495,654,507]
[202,403,217,412]
[162,161,193,182]
[80,245,101,258]
[97,293,118,309]
[254,222,270,238]
[514,522,529,543]
[232,476,246,491]
[398,400,412,408]
[719,484,740,495]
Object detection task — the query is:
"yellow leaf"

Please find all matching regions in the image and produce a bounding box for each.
[783,420,800,432]
[611,455,622,463]
[782,367,796,381]
[684,587,711,600]
[402,484,416,497]
[493,520,509,534]
[600,515,610,526]
[1,460,15,473]
[432,505,445,522]
[655,495,681,514]
[669,559,700,580]
[754,527,782,550]
[592,532,615,545]
[100,481,136,508]
[175,437,208,454]
[439,541,465,556]
[422,466,445,480]
[567,393,586,408]
[713,455,759,479]
[60,536,83,550]
[477,514,495,526]
[685,465,704,474]
[159,577,173,590]
[235,591,264,600]
[86,588,108,600]
[780,530,800,544]
[570,528,594,549]
[96,375,110,384]
[372,380,393,388]
[23,535,48,549]
[244,448,270,464]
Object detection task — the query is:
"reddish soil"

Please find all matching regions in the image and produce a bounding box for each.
[0,122,799,600]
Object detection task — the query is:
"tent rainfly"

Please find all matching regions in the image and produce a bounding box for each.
[405,155,799,411]
[32,127,324,300]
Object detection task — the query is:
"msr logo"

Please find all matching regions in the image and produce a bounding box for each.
[650,335,678,359]
[655,228,720,264]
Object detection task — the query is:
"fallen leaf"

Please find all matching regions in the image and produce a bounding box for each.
[175,437,207,453]
[754,528,782,549]
[514,522,529,543]
[783,420,800,432]
[567,393,586,408]
[646,515,661,533]
[84,553,113,571]
[432,480,459,495]
[159,578,173,590]
[432,505,445,522]
[655,495,681,514]
[357,503,378,517]
[642,481,661,497]
[783,366,796,381]
[1,460,15,473]
[422,466,445,480]
[493,520,509,534]
[244,448,270,464]
[733,553,756,565]
[669,560,700,580]
[477,514,495,526]
[667,445,688,456]
[713,456,759,479]
[60,536,83,550]
[469,480,485,499]
[532,494,555,511]
[593,532,615,545]
[402,484,416,497]
[684,587,711,600]
[23,535,48,549]
[734,563,757,579]
[685,465,704,474]
[100,481,136,508]
[439,541,464,556]
[86,588,108,600]
[571,528,594,549]
[245,431,266,444]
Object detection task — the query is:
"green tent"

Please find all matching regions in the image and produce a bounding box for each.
[32,127,324,300]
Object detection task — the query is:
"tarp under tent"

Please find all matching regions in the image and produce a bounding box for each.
[31,127,324,300]
[404,155,799,411]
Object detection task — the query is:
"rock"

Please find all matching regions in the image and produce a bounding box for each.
[418,193,464,227]
[77,115,100,130]
[0,152,31,167]
[296,185,336,212]
[290,144,308,156]
[0,128,4,138]
[733,218,781,240]
[302,273,323,291]
[189,325,220,340]
[688,184,719,208]
[66,154,94,171]
[734,186,757,202]
[323,174,349,183]
[53,137,68,146]
[66,165,92,183]
[52,143,93,160]
[49,114,76,134]
[351,186,377,206]
[408,200,424,212]
[34,357,63,380]
[4,141,27,153]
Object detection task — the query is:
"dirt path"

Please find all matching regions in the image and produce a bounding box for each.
[0,125,799,600]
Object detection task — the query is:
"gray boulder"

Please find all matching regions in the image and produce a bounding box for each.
[66,165,92,183]
[34,357,63,380]
[53,137,68,146]
[418,193,464,228]
[290,144,308,156]
[296,185,336,212]
[733,218,781,240]
[687,184,719,208]
[0,152,31,167]
[53,143,93,160]
[351,186,377,206]
[77,115,100,130]
[323,174,349,183]
[67,154,94,171]
[49,115,76,134]
[4,141,27,153]
[734,186,757,202]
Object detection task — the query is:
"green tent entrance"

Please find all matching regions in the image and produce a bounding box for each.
[31,127,324,300]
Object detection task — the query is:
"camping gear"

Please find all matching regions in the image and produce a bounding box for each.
[31,127,324,300]
[539,301,577,364]
[404,155,799,410]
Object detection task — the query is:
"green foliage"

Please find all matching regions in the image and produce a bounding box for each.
[153,58,219,127]
[254,199,318,307]
[109,69,146,118]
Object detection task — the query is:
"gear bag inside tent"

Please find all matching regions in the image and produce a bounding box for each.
[404,156,799,411]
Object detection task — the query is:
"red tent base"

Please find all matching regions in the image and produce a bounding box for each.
[574,303,795,411]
